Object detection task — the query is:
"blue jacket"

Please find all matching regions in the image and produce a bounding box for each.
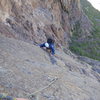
[40,43,55,55]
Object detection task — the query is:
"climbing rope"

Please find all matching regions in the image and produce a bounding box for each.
[27,77,58,98]
[0,77,58,100]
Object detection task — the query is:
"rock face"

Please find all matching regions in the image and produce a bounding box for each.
[78,56,100,74]
[0,34,100,100]
[0,0,92,47]
[0,1,99,100]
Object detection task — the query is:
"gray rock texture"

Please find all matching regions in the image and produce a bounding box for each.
[0,35,100,100]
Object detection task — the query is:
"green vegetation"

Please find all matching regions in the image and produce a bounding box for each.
[69,0,100,61]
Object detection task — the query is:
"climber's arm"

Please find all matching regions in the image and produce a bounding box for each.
[39,43,45,47]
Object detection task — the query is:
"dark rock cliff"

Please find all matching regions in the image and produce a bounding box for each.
[0,0,92,47]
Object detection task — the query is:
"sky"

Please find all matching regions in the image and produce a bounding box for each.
[87,0,100,11]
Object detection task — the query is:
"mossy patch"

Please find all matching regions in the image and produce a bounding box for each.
[69,0,100,61]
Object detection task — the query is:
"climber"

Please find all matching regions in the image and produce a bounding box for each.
[40,38,55,55]
[0,94,29,100]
